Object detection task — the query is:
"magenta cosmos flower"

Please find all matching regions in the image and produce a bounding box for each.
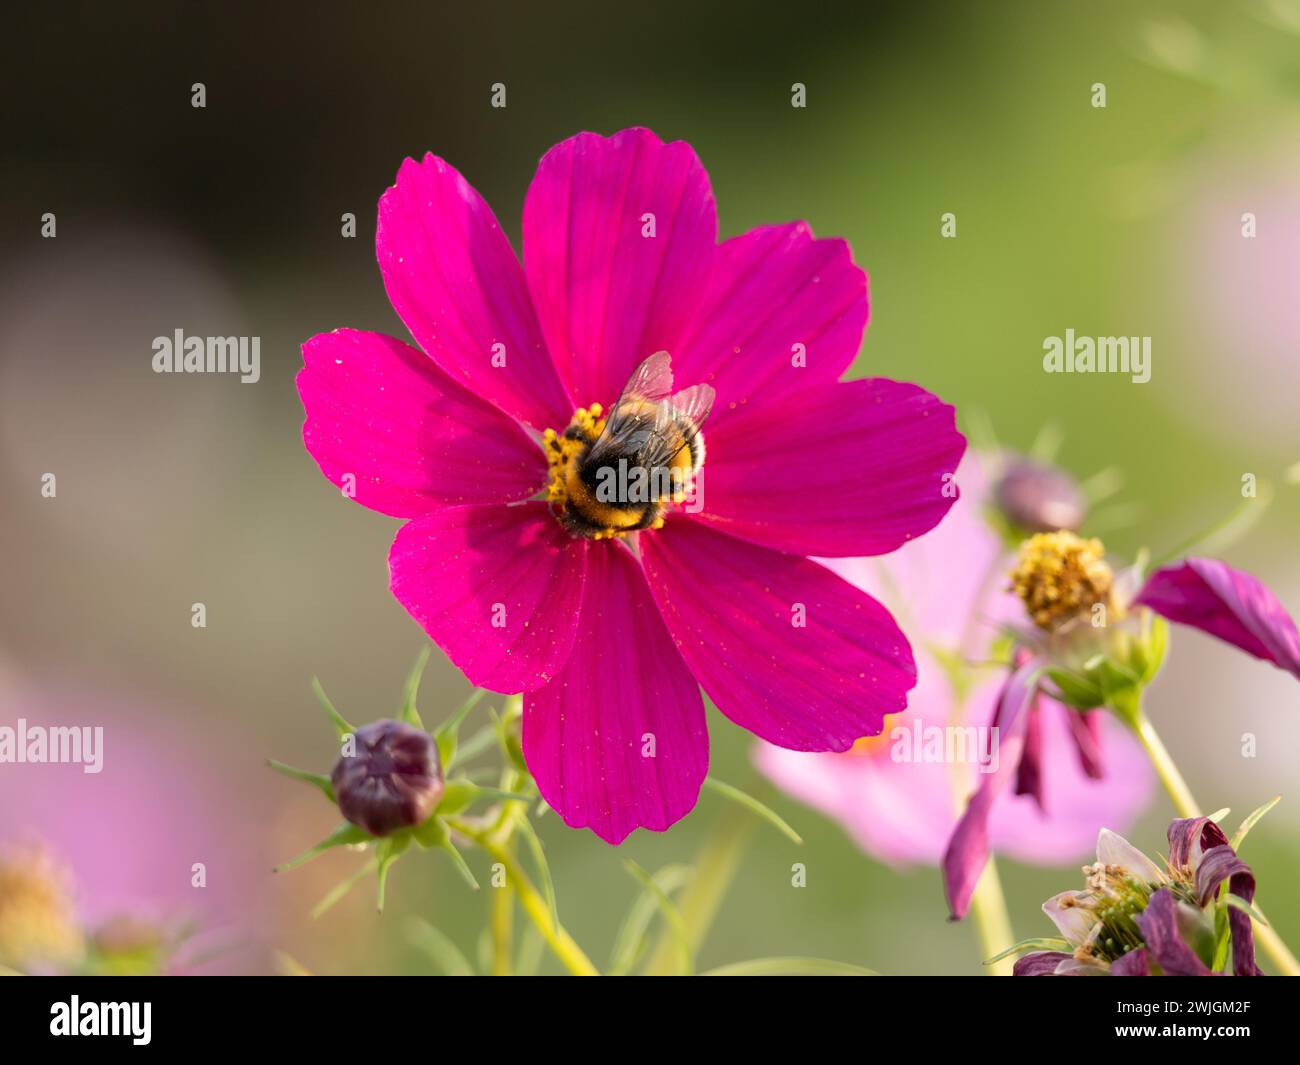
[297,128,965,843]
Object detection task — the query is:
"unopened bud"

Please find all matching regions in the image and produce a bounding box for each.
[331,720,444,837]
[994,459,1087,533]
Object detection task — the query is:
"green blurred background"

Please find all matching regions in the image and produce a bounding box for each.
[2,1,1298,974]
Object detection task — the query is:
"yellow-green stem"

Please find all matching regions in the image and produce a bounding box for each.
[970,860,1016,976]
[1129,711,1300,977]
[489,878,513,976]
[449,819,599,976]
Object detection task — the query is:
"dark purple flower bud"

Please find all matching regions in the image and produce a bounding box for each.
[994,459,1087,533]
[331,720,443,837]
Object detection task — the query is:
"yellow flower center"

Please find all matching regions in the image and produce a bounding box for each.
[1011,531,1116,630]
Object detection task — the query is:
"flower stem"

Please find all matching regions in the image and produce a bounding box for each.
[449,819,599,976]
[970,860,1016,976]
[1130,712,1200,820]
[489,877,513,976]
[1126,709,1300,977]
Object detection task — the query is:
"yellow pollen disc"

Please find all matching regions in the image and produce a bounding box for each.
[1011,530,1116,630]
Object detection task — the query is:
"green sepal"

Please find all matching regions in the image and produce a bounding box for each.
[311,676,355,739]
[1232,795,1280,852]
[274,821,369,873]
[375,834,411,913]
[266,759,335,804]
[435,688,489,770]
[399,647,431,729]
[1045,668,1103,711]
[983,937,1071,965]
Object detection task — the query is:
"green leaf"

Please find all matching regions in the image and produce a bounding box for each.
[515,925,545,977]
[515,816,559,933]
[435,688,490,769]
[1207,807,1231,824]
[701,957,878,977]
[312,857,378,919]
[266,759,335,804]
[1232,796,1280,852]
[407,918,474,976]
[311,676,355,739]
[623,860,693,975]
[400,646,431,729]
[608,863,691,976]
[703,777,803,845]
[274,822,369,872]
[983,937,1071,965]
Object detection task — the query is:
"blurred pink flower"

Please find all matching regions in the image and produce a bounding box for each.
[0,681,269,973]
[754,457,1154,868]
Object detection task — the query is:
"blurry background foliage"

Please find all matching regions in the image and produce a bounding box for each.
[2,1,1298,973]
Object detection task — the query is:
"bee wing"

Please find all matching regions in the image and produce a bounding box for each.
[587,353,717,470]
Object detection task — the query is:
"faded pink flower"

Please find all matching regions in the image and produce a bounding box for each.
[755,457,1154,868]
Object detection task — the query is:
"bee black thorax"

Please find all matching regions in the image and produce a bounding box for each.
[543,402,704,541]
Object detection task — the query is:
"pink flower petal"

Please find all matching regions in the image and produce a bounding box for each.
[388,503,586,693]
[297,329,546,516]
[523,543,708,844]
[673,222,868,426]
[692,377,965,557]
[642,519,916,751]
[377,154,573,431]
[1135,557,1300,680]
[522,128,717,406]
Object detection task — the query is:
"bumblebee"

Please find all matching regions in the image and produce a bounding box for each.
[544,352,715,540]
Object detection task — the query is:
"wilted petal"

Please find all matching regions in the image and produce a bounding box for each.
[1135,558,1300,681]
[1014,705,1045,810]
[1111,948,1151,976]
[1064,709,1105,779]
[1013,951,1072,976]
[942,661,1036,918]
[1195,844,1262,978]
[1097,827,1166,886]
[1042,891,1098,947]
[1134,888,1213,976]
